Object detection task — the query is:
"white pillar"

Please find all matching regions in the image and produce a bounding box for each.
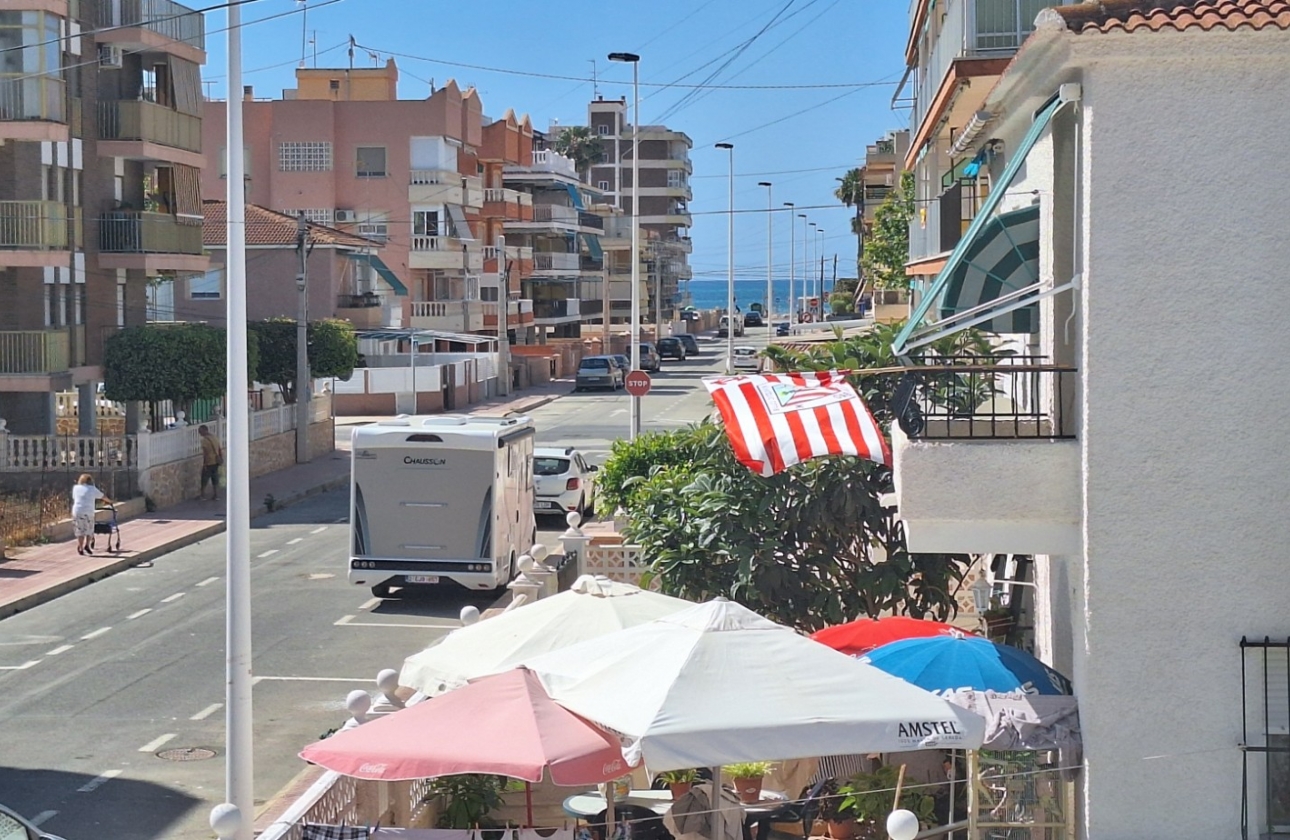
[560,511,591,578]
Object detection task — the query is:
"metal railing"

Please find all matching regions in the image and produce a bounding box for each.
[99,211,203,254]
[533,204,578,224]
[893,355,1077,440]
[533,298,579,319]
[0,329,70,374]
[577,211,604,230]
[534,252,579,271]
[336,293,382,309]
[98,99,201,152]
[0,77,65,122]
[97,0,206,50]
[0,201,69,249]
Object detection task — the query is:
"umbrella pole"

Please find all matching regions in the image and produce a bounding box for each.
[526,781,534,828]
[709,765,723,840]
[967,749,979,840]
[606,784,616,840]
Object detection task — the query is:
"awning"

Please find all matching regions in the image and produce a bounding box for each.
[940,204,1039,334]
[892,88,1078,356]
[355,328,496,346]
[347,253,407,296]
[582,233,603,260]
[564,183,585,210]
[445,204,476,241]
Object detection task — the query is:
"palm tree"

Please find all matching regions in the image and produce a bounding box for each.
[553,126,605,182]
[835,167,865,293]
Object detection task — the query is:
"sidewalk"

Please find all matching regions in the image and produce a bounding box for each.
[0,382,572,620]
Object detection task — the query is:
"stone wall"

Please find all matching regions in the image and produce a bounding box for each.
[250,429,296,477]
[308,419,334,460]
[145,456,202,509]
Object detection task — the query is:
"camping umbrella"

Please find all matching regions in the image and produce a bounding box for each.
[811,616,974,657]
[299,668,632,825]
[522,598,986,772]
[861,631,1073,697]
[400,575,692,696]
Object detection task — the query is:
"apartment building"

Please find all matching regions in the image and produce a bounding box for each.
[857,129,909,241]
[200,63,536,340]
[595,209,650,336]
[583,97,692,318]
[478,109,537,344]
[0,0,208,434]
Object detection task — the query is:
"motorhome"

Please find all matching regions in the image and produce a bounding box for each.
[348,415,536,597]
[717,314,744,337]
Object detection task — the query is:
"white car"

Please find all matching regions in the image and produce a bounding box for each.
[0,804,67,840]
[733,346,760,371]
[533,447,597,517]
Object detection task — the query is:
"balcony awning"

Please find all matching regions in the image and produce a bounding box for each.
[582,233,603,260]
[564,183,585,210]
[445,204,476,241]
[892,89,1078,357]
[347,253,407,296]
[356,328,496,346]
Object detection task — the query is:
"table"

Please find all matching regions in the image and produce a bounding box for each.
[562,788,789,819]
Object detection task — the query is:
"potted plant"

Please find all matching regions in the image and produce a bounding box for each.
[980,596,1016,639]
[813,779,854,840]
[657,768,700,798]
[425,773,506,829]
[725,761,773,804]
[835,767,936,840]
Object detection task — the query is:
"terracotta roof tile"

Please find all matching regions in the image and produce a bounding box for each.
[202,200,380,249]
[1051,0,1290,33]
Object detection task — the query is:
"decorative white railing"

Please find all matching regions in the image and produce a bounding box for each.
[530,149,577,177]
[581,542,657,588]
[2,434,135,471]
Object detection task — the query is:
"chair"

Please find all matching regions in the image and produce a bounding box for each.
[588,804,673,840]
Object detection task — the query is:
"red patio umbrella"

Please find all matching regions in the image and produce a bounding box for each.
[300,667,631,825]
[810,616,974,657]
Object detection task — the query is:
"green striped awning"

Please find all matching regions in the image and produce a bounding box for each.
[940,204,1040,334]
[347,253,408,296]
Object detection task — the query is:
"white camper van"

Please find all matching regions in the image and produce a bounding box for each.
[348,415,537,597]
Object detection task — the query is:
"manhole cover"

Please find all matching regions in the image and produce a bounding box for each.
[157,747,217,762]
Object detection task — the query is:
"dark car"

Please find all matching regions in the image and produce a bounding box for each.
[656,337,687,361]
[744,310,764,327]
[575,356,624,392]
[774,321,791,336]
[612,353,631,372]
[677,333,700,355]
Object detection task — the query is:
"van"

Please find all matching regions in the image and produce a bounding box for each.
[717,315,744,338]
[348,415,536,597]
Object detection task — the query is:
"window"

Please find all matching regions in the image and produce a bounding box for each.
[329,79,340,90]
[974,0,1048,50]
[278,141,332,172]
[413,210,440,237]
[356,146,386,178]
[1244,640,1290,834]
[667,169,686,189]
[146,279,175,322]
[190,268,223,299]
[596,124,609,136]
[598,180,610,191]
[0,10,63,121]
[357,211,388,242]
[282,208,333,226]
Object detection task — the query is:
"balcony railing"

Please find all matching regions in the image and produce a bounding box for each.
[578,211,604,230]
[0,328,70,374]
[99,211,204,254]
[0,77,65,123]
[98,100,201,152]
[337,293,382,309]
[0,201,69,249]
[533,298,579,319]
[411,235,466,252]
[98,0,206,50]
[893,356,1077,440]
[529,149,577,178]
[533,204,578,224]
[534,252,580,271]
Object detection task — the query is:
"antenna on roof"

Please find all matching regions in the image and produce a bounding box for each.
[367,50,380,67]
[297,0,307,69]
[589,59,599,98]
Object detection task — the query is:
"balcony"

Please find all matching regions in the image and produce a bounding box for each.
[891,357,1080,555]
[0,327,86,391]
[0,201,70,267]
[482,188,533,222]
[407,236,483,272]
[409,300,485,333]
[98,100,202,167]
[525,204,578,228]
[96,0,206,62]
[533,298,580,322]
[98,211,208,273]
[409,170,483,207]
[525,150,577,178]
[0,77,68,142]
[577,211,604,231]
[533,252,580,273]
[482,299,534,328]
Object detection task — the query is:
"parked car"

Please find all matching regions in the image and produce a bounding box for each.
[744,310,764,327]
[533,447,597,516]
[575,356,624,391]
[639,343,662,371]
[0,803,67,840]
[774,321,791,336]
[656,337,687,361]
[717,315,744,338]
[612,353,631,372]
[733,346,760,371]
[676,333,700,355]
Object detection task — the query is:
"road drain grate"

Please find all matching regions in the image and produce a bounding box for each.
[157,747,217,761]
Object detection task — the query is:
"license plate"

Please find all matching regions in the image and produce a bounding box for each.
[405,574,440,584]
[536,500,560,510]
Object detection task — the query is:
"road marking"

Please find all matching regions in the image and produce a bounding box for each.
[29,811,56,827]
[191,703,223,721]
[286,537,303,545]
[126,608,152,620]
[610,409,628,416]
[45,644,74,656]
[161,592,185,603]
[253,675,374,682]
[196,576,220,587]
[138,733,177,752]
[80,627,111,640]
[251,676,265,686]
[77,770,121,793]
[335,615,462,629]
[310,526,328,534]
[335,614,355,625]
[333,516,347,524]
[358,597,380,610]
[0,660,40,671]
[257,550,279,558]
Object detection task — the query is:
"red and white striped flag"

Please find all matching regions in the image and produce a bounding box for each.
[703,371,891,477]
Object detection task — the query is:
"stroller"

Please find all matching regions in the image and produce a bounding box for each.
[89,502,122,553]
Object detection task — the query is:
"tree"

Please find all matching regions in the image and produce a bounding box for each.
[551,126,604,181]
[603,322,992,632]
[249,318,359,403]
[835,167,865,282]
[862,170,915,291]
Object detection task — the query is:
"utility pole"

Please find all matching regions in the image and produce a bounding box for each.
[496,233,511,397]
[295,214,310,464]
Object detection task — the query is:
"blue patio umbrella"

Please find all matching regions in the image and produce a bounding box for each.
[861,632,1073,696]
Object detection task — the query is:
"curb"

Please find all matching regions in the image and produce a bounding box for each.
[0,472,350,619]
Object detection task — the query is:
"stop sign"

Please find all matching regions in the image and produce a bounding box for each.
[624,370,652,397]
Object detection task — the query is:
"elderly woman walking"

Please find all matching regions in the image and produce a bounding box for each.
[72,474,110,555]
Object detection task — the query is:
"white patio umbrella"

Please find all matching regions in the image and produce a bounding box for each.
[400,575,693,695]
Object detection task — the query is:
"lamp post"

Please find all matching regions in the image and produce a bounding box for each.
[607,51,640,439]
[808,221,817,302]
[758,181,772,335]
[783,202,794,331]
[715,142,734,374]
[816,227,825,301]
[797,213,807,322]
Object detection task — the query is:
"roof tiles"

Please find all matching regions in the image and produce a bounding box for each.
[1052,0,1290,33]
[202,200,380,249]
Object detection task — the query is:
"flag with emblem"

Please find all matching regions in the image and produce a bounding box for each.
[703,371,891,476]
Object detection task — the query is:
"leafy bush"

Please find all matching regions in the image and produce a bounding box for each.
[427,774,506,829]
[596,427,708,512]
[103,323,259,404]
[250,318,359,403]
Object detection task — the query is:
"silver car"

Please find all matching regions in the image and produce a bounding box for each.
[574,355,624,392]
[0,804,67,840]
[638,343,662,372]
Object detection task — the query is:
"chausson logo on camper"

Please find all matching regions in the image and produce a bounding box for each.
[403,456,447,466]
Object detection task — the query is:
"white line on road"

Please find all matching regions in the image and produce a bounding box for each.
[126,608,152,620]
[358,598,379,610]
[257,550,279,558]
[161,593,185,603]
[333,516,347,524]
[45,644,74,656]
[286,537,303,545]
[0,660,40,671]
[251,676,265,686]
[334,614,355,625]
[310,526,328,534]
[191,703,223,721]
[80,627,111,640]
[138,733,176,752]
[253,675,374,682]
[77,770,121,793]
[29,811,56,827]
[195,576,220,587]
[336,616,462,629]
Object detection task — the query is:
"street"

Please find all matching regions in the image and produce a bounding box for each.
[0,330,753,839]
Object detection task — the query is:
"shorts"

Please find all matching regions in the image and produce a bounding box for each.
[201,464,220,487]
[73,512,94,537]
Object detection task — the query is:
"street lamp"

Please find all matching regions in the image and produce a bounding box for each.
[758,182,772,334]
[797,213,807,322]
[816,227,825,299]
[715,142,735,374]
[808,221,817,301]
[608,51,641,439]
[783,202,794,332]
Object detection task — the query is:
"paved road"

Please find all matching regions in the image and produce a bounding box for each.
[0,329,753,839]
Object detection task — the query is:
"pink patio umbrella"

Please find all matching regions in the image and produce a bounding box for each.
[300,667,631,825]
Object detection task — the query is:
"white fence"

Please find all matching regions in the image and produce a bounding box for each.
[580,542,656,588]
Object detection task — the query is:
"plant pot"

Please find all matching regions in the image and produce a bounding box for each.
[668,782,693,798]
[732,775,764,804]
[826,819,857,840]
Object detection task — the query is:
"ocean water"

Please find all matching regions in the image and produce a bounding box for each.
[685,278,832,314]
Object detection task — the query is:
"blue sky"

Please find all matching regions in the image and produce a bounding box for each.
[204,0,910,288]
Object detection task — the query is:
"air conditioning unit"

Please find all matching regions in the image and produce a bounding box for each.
[98,44,124,69]
[334,209,357,223]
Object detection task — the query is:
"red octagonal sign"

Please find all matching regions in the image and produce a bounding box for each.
[624,370,652,397]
